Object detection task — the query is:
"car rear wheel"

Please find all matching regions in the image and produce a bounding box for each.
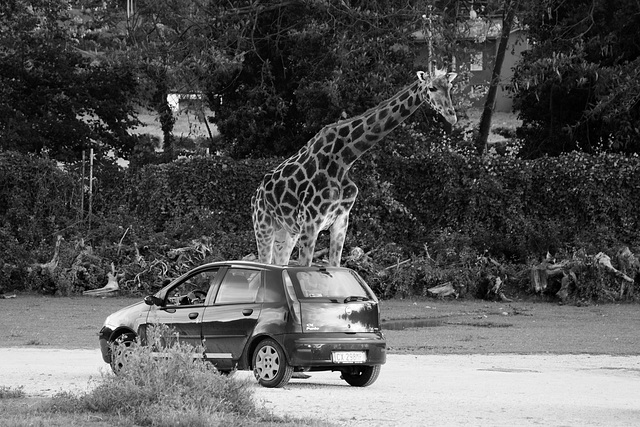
[110,336,136,375]
[341,365,381,387]
[252,339,293,388]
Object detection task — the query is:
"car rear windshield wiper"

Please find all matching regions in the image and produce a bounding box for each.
[343,295,370,303]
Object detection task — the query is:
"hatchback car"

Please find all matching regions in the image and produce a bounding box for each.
[99,260,386,388]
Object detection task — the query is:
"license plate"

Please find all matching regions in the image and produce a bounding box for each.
[332,351,366,363]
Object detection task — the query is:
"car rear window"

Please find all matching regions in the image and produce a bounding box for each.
[291,269,370,299]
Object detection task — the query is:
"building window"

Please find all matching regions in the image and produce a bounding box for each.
[470,51,483,71]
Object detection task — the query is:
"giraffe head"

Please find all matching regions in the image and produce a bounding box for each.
[416,70,457,125]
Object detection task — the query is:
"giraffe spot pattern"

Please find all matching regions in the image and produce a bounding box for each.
[342,145,359,161]
[351,124,364,141]
[253,73,455,266]
[332,137,344,154]
[304,161,316,177]
[399,103,411,117]
[326,131,336,142]
[385,116,399,130]
[282,189,298,208]
[327,161,339,177]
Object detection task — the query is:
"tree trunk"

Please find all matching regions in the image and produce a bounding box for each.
[475,0,518,155]
[154,77,175,161]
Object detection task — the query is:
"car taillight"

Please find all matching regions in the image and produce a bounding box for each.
[282,271,301,324]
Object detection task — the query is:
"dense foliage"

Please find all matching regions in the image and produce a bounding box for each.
[0,0,140,162]
[2,147,638,301]
[203,0,453,158]
[0,152,77,255]
[512,0,640,158]
[2,0,640,302]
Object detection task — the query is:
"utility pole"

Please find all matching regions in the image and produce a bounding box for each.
[88,148,94,228]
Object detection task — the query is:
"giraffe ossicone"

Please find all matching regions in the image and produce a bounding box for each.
[252,70,457,267]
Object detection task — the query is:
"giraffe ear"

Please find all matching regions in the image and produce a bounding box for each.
[416,71,428,82]
[447,73,457,83]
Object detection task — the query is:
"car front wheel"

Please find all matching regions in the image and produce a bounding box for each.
[252,339,293,388]
[110,336,136,374]
[341,365,381,387]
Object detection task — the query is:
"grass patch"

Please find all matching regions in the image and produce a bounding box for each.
[42,325,260,425]
[0,386,25,399]
[17,324,315,426]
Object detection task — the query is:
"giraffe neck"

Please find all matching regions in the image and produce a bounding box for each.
[318,81,424,168]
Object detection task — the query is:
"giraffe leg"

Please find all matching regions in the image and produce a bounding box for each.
[254,225,275,264]
[273,228,299,265]
[252,193,275,264]
[329,213,350,267]
[298,227,319,267]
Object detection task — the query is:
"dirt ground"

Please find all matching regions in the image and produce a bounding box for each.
[2,294,639,426]
[378,298,640,356]
[1,294,638,356]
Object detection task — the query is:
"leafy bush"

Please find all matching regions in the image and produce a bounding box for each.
[2,148,639,301]
[45,325,260,425]
[0,152,78,250]
[0,386,25,399]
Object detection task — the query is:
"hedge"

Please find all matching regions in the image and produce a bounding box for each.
[1,149,639,298]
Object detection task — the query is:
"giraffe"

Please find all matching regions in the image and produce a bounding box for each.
[252,70,457,267]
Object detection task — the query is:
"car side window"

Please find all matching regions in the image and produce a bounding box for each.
[166,269,219,306]
[215,268,262,304]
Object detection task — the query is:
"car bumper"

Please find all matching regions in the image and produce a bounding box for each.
[98,326,113,363]
[282,332,386,367]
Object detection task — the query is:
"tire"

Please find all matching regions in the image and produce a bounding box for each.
[252,338,294,388]
[110,336,136,375]
[341,365,381,387]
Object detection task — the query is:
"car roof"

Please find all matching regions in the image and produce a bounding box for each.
[192,260,350,272]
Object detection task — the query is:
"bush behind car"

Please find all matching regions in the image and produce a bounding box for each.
[1,142,639,300]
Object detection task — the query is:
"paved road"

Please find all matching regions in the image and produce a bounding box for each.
[2,349,639,426]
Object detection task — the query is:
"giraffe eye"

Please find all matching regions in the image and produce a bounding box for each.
[428,86,438,92]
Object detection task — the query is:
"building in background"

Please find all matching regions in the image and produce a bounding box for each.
[414,10,528,113]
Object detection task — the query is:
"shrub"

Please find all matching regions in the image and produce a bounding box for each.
[0,386,25,399]
[3,147,640,301]
[46,325,259,425]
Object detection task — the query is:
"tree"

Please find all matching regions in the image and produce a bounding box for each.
[82,0,241,160]
[0,0,140,162]
[512,0,640,158]
[202,0,457,159]
[475,0,519,154]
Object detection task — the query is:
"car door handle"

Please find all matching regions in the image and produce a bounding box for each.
[242,309,253,316]
[189,312,199,319]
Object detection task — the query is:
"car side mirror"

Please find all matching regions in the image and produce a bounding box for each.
[144,295,164,306]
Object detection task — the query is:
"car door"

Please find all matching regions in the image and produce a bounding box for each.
[200,267,263,369]
[146,267,220,349]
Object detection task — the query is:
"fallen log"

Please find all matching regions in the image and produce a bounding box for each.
[427,282,458,298]
[476,256,511,301]
[83,263,120,297]
[595,252,634,283]
[29,235,63,277]
[530,255,569,294]
[531,249,638,302]
[595,251,635,299]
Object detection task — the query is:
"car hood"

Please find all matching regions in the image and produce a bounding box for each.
[103,300,150,332]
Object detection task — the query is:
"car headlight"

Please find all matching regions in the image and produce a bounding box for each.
[103,314,118,330]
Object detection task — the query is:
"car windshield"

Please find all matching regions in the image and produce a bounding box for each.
[292,269,369,299]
